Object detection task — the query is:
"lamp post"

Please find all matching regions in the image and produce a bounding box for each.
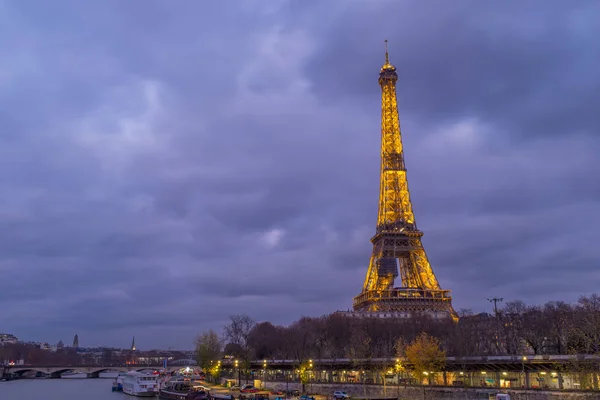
[234,359,239,386]
[309,360,313,394]
[263,360,267,386]
[217,360,221,384]
[395,359,401,398]
[522,356,527,388]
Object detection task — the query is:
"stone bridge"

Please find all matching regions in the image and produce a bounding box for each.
[2,365,184,379]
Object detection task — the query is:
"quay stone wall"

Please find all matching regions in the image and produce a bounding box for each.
[260,381,600,400]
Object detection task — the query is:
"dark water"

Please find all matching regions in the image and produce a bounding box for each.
[0,379,468,400]
[0,379,125,400]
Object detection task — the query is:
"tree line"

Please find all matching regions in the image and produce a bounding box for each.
[196,294,600,371]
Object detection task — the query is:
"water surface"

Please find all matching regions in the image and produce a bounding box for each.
[0,378,122,400]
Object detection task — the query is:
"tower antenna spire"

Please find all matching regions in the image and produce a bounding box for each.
[384,39,389,64]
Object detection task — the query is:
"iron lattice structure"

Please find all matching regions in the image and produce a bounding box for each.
[353,43,457,320]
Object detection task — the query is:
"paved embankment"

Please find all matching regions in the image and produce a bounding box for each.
[260,381,600,400]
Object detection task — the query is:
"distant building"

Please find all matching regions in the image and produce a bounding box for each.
[72,334,79,348]
[57,340,65,350]
[3,359,25,366]
[131,336,136,351]
[334,310,450,319]
[0,333,18,345]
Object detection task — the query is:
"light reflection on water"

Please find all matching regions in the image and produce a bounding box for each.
[0,378,127,400]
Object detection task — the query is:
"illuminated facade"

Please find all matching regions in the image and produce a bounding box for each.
[353,42,457,320]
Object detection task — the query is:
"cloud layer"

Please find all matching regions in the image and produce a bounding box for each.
[0,0,599,349]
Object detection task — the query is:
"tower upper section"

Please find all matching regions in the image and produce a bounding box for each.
[376,41,416,232]
[379,40,398,84]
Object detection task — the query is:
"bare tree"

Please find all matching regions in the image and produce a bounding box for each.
[224,314,255,380]
[500,300,527,355]
[248,322,283,360]
[521,306,551,354]
[543,301,573,354]
[225,315,255,348]
[570,295,600,354]
[347,325,372,397]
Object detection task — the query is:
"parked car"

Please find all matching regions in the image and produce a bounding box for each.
[299,395,315,400]
[241,385,260,393]
[230,385,241,391]
[333,391,349,399]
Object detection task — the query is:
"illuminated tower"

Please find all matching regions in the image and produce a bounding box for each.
[353,41,457,320]
[131,336,136,351]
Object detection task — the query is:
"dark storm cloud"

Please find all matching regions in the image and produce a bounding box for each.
[0,0,599,349]
[301,0,600,140]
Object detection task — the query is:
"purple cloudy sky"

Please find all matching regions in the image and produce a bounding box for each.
[1,0,599,350]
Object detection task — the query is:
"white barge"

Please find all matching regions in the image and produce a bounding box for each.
[122,371,160,397]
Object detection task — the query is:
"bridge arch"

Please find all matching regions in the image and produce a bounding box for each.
[10,368,40,376]
[89,367,127,374]
[10,368,61,377]
[87,367,127,378]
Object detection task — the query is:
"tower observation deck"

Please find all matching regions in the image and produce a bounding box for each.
[352,41,457,321]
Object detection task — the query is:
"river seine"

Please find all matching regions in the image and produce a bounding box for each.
[0,378,120,400]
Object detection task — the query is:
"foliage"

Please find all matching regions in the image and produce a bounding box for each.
[405,332,446,378]
[298,360,312,385]
[195,330,222,372]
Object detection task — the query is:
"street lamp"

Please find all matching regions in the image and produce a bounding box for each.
[522,356,527,388]
[263,360,267,383]
[395,359,402,398]
[308,360,313,393]
[234,359,239,386]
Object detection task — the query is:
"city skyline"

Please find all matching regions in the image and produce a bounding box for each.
[1,0,599,349]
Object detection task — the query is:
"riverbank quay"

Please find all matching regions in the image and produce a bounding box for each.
[218,355,600,391]
[259,381,600,400]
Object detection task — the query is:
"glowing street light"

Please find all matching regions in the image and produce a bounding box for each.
[234,359,240,386]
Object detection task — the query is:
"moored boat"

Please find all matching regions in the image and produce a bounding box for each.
[111,372,126,392]
[122,371,160,397]
[159,380,210,400]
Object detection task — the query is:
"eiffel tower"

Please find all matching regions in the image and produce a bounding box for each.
[352,41,457,320]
